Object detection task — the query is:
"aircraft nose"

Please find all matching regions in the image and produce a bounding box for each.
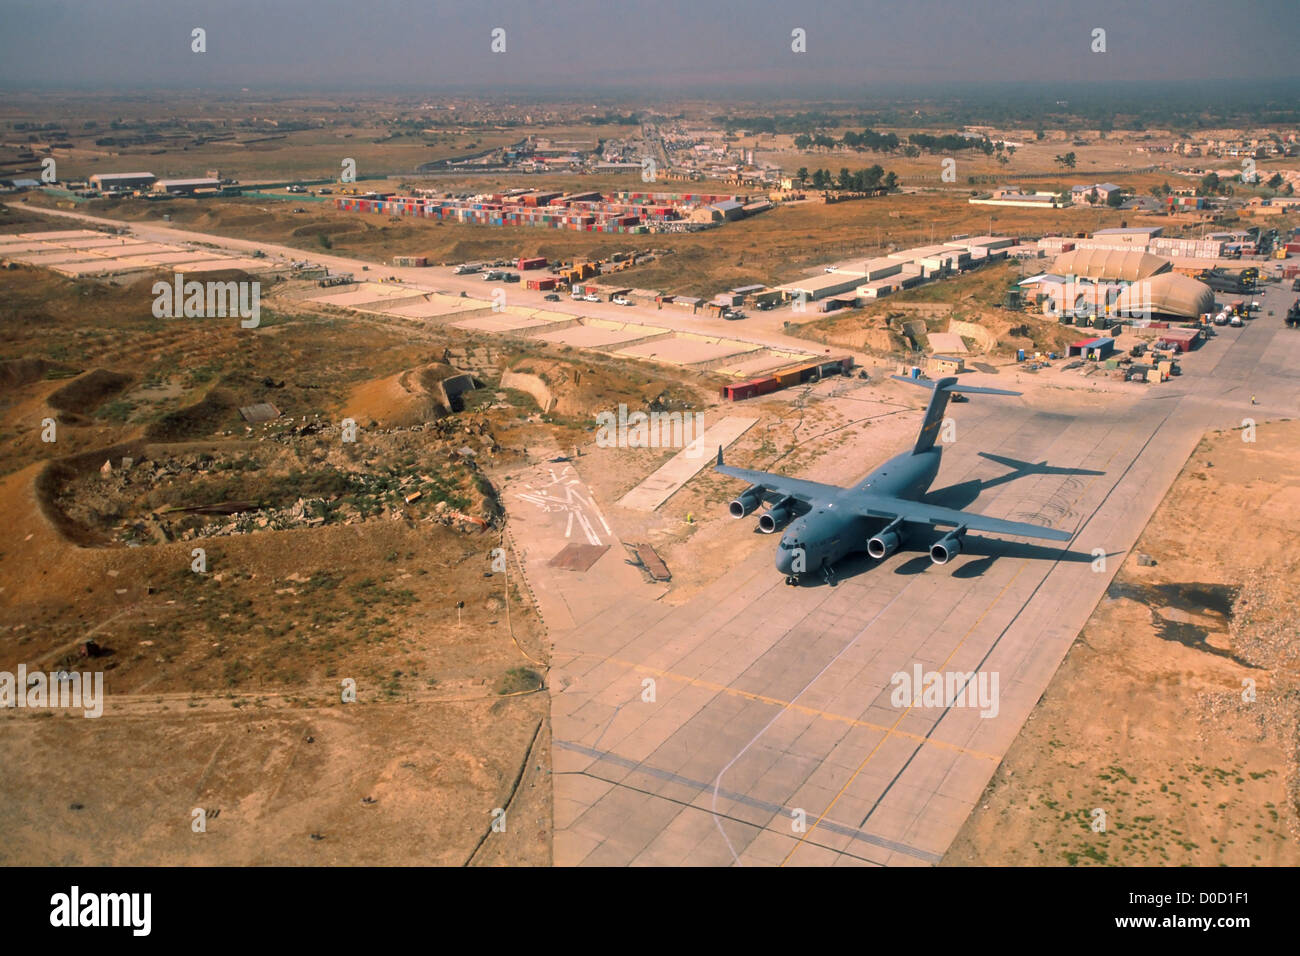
[775,548,793,574]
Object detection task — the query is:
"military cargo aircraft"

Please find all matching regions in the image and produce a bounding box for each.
[716,375,1078,584]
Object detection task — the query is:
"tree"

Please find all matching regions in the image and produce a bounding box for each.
[793,133,812,151]
[1267,172,1284,189]
[883,171,897,190]
[1034,125,1045,141]
[838,167,852,189]
[903,144,921,159]
[796,166,809,186]
[1086,188,1100,205]
[1199,171,1220,195]
[1055,151,1077,169]
[1106,188,1125,208]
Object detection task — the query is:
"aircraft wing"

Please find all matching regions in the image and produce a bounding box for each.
[855,494,1073,542]
[714,452,842,504]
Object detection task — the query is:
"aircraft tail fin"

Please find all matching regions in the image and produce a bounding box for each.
[891,375,1021,455]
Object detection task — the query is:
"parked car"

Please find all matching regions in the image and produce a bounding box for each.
[544,293,561,301]
[583,294,600,302]
[612,296,631,306]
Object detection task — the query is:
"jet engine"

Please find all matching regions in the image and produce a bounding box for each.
[929,531,964,565]
[728,485,764,518]
[867,528,902,559]
[757,497,796,534]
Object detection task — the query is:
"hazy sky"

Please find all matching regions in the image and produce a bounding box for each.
[1,0,1296,93]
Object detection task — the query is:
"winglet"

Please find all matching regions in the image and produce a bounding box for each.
[716,445,723,467]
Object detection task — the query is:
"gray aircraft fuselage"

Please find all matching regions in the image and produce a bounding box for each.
[775,447,942,576]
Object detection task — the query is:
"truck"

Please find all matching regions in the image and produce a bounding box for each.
[453,263,480,275]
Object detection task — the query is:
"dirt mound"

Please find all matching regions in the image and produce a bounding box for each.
[46,368,133,416]
[344,362,460,427]
[0,358,78,392]
[144,387,239,442]
[290,221,364,239]
[507,356,696,420]
[34,438,149,547]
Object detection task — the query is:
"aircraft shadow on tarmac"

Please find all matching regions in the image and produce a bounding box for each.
[787,454,1111,587]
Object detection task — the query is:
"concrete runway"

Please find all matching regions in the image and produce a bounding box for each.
[537,281,1297,865]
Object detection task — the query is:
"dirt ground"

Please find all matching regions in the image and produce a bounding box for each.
[945,419,1300,866]
[0,253,564,864]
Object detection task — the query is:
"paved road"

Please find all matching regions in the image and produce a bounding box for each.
[540,279,1297,865]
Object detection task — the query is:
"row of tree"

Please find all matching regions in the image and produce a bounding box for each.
[790,128,1000,157]
[793,165,898,192]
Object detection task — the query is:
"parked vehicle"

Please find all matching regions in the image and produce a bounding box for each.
[612,296,631,306]
[583,294,600,302]
[544,293,561,301]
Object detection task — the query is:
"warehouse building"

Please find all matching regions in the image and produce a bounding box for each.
[1091,226,1164,244]
[152,177,223,196]
[968,189,1065,209]
[89,171,156,192]
[776,271,867,302]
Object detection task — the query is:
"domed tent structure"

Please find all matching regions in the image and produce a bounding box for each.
[1052,248,1171,282]
[1114,272,1215,319]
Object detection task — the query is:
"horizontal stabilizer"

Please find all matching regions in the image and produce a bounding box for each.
[891,374,1021,397]
[978,451,1105,477]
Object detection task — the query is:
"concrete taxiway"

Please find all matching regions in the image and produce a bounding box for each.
[524,283,1297,865]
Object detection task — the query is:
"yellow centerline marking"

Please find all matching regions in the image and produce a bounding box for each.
[602,656,1001,762]
[779,560,1028,865]
[779,416,1151,865]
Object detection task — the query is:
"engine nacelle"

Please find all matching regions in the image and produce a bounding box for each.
[757,498,795,534]
[867,529,901,559]
[728,485,764,518]
[930,531,964,565]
